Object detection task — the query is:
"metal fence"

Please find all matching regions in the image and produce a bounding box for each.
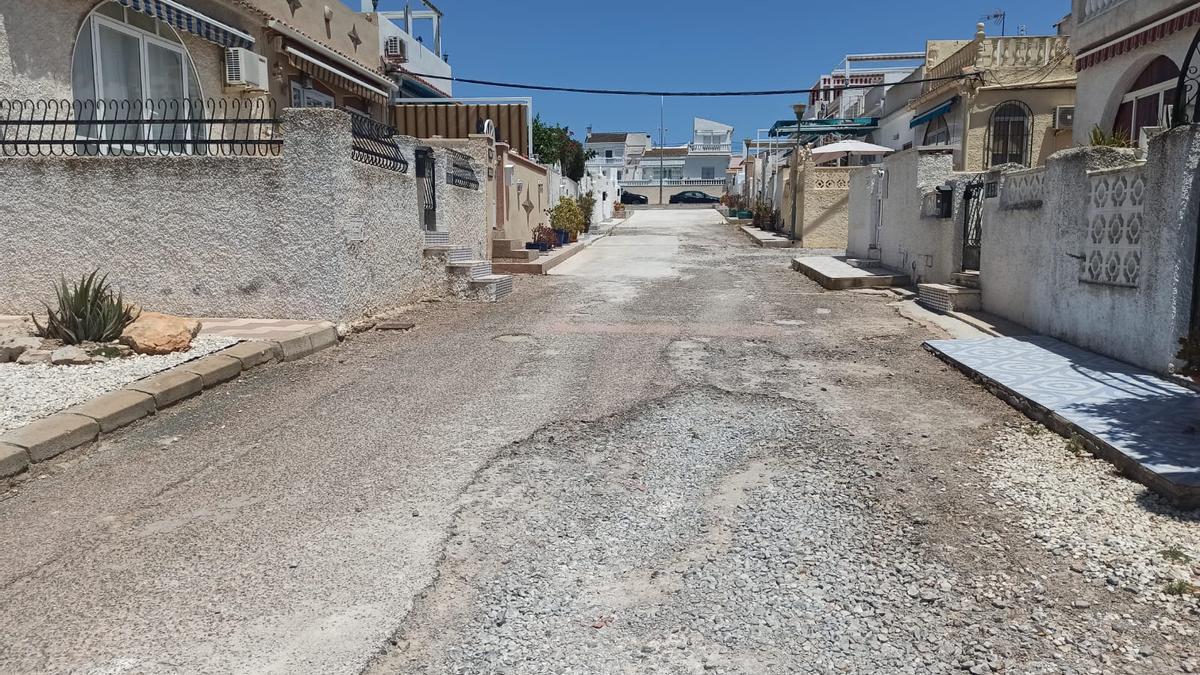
[446,149,480,190]
[0,98,281,157]
[348,113,408,173]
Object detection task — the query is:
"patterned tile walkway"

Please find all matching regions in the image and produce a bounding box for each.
[926,335,1200,491]
[1,316,330,342]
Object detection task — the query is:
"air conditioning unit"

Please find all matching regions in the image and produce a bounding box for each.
[1054,105,1075,130]
[225,47,269,91]
[384,35,408,63]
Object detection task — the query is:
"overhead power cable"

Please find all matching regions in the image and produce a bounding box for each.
[395,71,982,97]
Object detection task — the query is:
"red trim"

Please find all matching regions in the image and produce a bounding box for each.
[1076,7,1200,71]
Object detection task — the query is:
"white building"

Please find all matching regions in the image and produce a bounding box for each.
[583,131,652,183]
[361,0,453,99]
[1069,0,1200,145]
[629,118,733,182]
[806,53,924,120]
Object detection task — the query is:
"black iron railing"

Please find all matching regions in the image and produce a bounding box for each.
[446,150,480,190]
[0,98,281,157]
[348,113,408,173]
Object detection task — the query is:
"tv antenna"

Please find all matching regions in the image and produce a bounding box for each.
[982,10,1007,36]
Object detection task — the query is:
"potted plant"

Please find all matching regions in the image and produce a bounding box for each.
[528,225,555,252]
[577,191,597,234]
[1178,329,1200,384]
[549,196,584,245]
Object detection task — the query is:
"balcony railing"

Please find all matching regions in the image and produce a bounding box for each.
[921,35,1071,98]
[0,98,281,157]
[1081,0,1128,21]
[689,142,731,153]
[587,155,625,165]
[620,178,725,186]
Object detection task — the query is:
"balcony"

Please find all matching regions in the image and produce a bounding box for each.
[1080,0,1128,21]
[587,155,625,166]
[688,142,731,153]
[917,35,1071,104]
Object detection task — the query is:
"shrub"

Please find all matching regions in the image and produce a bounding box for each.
[549,195,585,234]
[577,191,597,230]
[1089,125,1131,148]
[33,271,139,344]
[532,225,556,247]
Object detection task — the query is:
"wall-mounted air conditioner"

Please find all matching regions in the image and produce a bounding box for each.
[225,48,269,91]
[1054,105,1075,130]
[384,36,408,63]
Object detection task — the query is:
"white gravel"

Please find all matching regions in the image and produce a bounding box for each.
[987,424,1200,612]
[0,335,240,433]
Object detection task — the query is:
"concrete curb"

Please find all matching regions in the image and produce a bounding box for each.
[0,328,338,479]
[739,225,793,248]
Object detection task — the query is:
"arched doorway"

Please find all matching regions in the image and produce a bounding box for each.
[1113,55,1179,143]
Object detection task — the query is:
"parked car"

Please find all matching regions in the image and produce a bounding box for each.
[620,191,649,205]
[669,191,721,204]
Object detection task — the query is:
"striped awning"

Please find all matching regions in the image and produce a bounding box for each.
[910,96,958,129]
[1076,5,1200,71]
[286,46,390,104]
[117,0,255,49]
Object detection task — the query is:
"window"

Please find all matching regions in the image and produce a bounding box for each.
[701,166,715,179]
[71,2,202,146]
[923,116,950,145]
[987,100,1032,167]
[1114,55,1180,143]
[290,80,335,108]
[604,149,613,158]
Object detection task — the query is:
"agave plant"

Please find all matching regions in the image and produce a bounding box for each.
[32,271,139,345]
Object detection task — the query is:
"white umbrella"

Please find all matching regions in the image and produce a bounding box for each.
[809,140,894,165]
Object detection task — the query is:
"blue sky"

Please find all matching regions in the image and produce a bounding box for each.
[368,0,1069,150]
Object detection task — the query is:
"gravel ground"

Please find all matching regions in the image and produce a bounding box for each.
[0,335,239,432]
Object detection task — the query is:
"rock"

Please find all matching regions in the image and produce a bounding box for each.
[0,336,42,362]
[335,323,352,340]
[50,346,92,366]
[119,312,201,355]
[15,349,52,365]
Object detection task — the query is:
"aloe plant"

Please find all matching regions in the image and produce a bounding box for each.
[32,271,139,345]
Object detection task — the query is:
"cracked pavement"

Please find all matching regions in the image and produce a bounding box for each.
[1,210,1196,673]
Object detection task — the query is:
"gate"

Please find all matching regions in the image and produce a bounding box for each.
[415,146,437,231]
[962,182,984,271]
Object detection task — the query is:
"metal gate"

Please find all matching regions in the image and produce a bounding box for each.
[962,182,984,271]
[415,146,437,231]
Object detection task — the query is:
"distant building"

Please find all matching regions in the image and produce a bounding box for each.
[583,131,652,183]
[618,118,734,204]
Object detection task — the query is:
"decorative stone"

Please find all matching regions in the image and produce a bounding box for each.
[15,349,52,365]
[119,312,201,355]
[50,346,93,366]
[0,336,42,363]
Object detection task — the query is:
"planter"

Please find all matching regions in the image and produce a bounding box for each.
[553,229,569,247]
[569,231,579,243]
[525,242,549,252]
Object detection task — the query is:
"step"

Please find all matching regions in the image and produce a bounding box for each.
[448,259,492,280]
[494,249,539,262]
[951,271,981,289]
[844,258,882,269]
[424,230,449,246]
[446,246,474,264]
[917,283,981,313]
[492,238,539,261]
[470,274,513,300]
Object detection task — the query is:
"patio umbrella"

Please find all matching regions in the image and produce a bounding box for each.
[809,140,895,165]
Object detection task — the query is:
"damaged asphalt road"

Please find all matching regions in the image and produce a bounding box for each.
[1,210,1196,673]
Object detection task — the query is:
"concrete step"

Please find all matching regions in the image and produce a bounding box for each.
[448,260,492,280]
[470,274,513,301]
[917,283,981,313]
[492,238,539,261]
[844,258,882,269]
[446,246,474,264]
[951,271,981,289]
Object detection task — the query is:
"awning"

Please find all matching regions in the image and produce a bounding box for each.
[117,0,254,49]
[910,96,958,128]
[285,46,390,103]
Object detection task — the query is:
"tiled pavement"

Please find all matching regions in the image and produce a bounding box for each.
[1,316,328,342]
[926,335,1200,498]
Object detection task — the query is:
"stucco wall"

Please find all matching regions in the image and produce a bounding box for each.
[982,130,1199,372]
[0,0,260,102]
[847,167,878,257]
[1072,30,1193,146]
[498,150,549,244]
[422,136,493,258]
[0,108,474,320]
[962,87,1076,172]
[853,148,960,282]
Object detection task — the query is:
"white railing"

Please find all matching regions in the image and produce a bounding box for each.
[689,142,731,153]
[1081,0,1128,21]
[620,178,726,187]
[977,36,1072,69]
[587,155,624,165]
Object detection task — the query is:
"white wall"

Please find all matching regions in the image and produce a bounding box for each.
[982,129,1199,372]
[0,109,485,320]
